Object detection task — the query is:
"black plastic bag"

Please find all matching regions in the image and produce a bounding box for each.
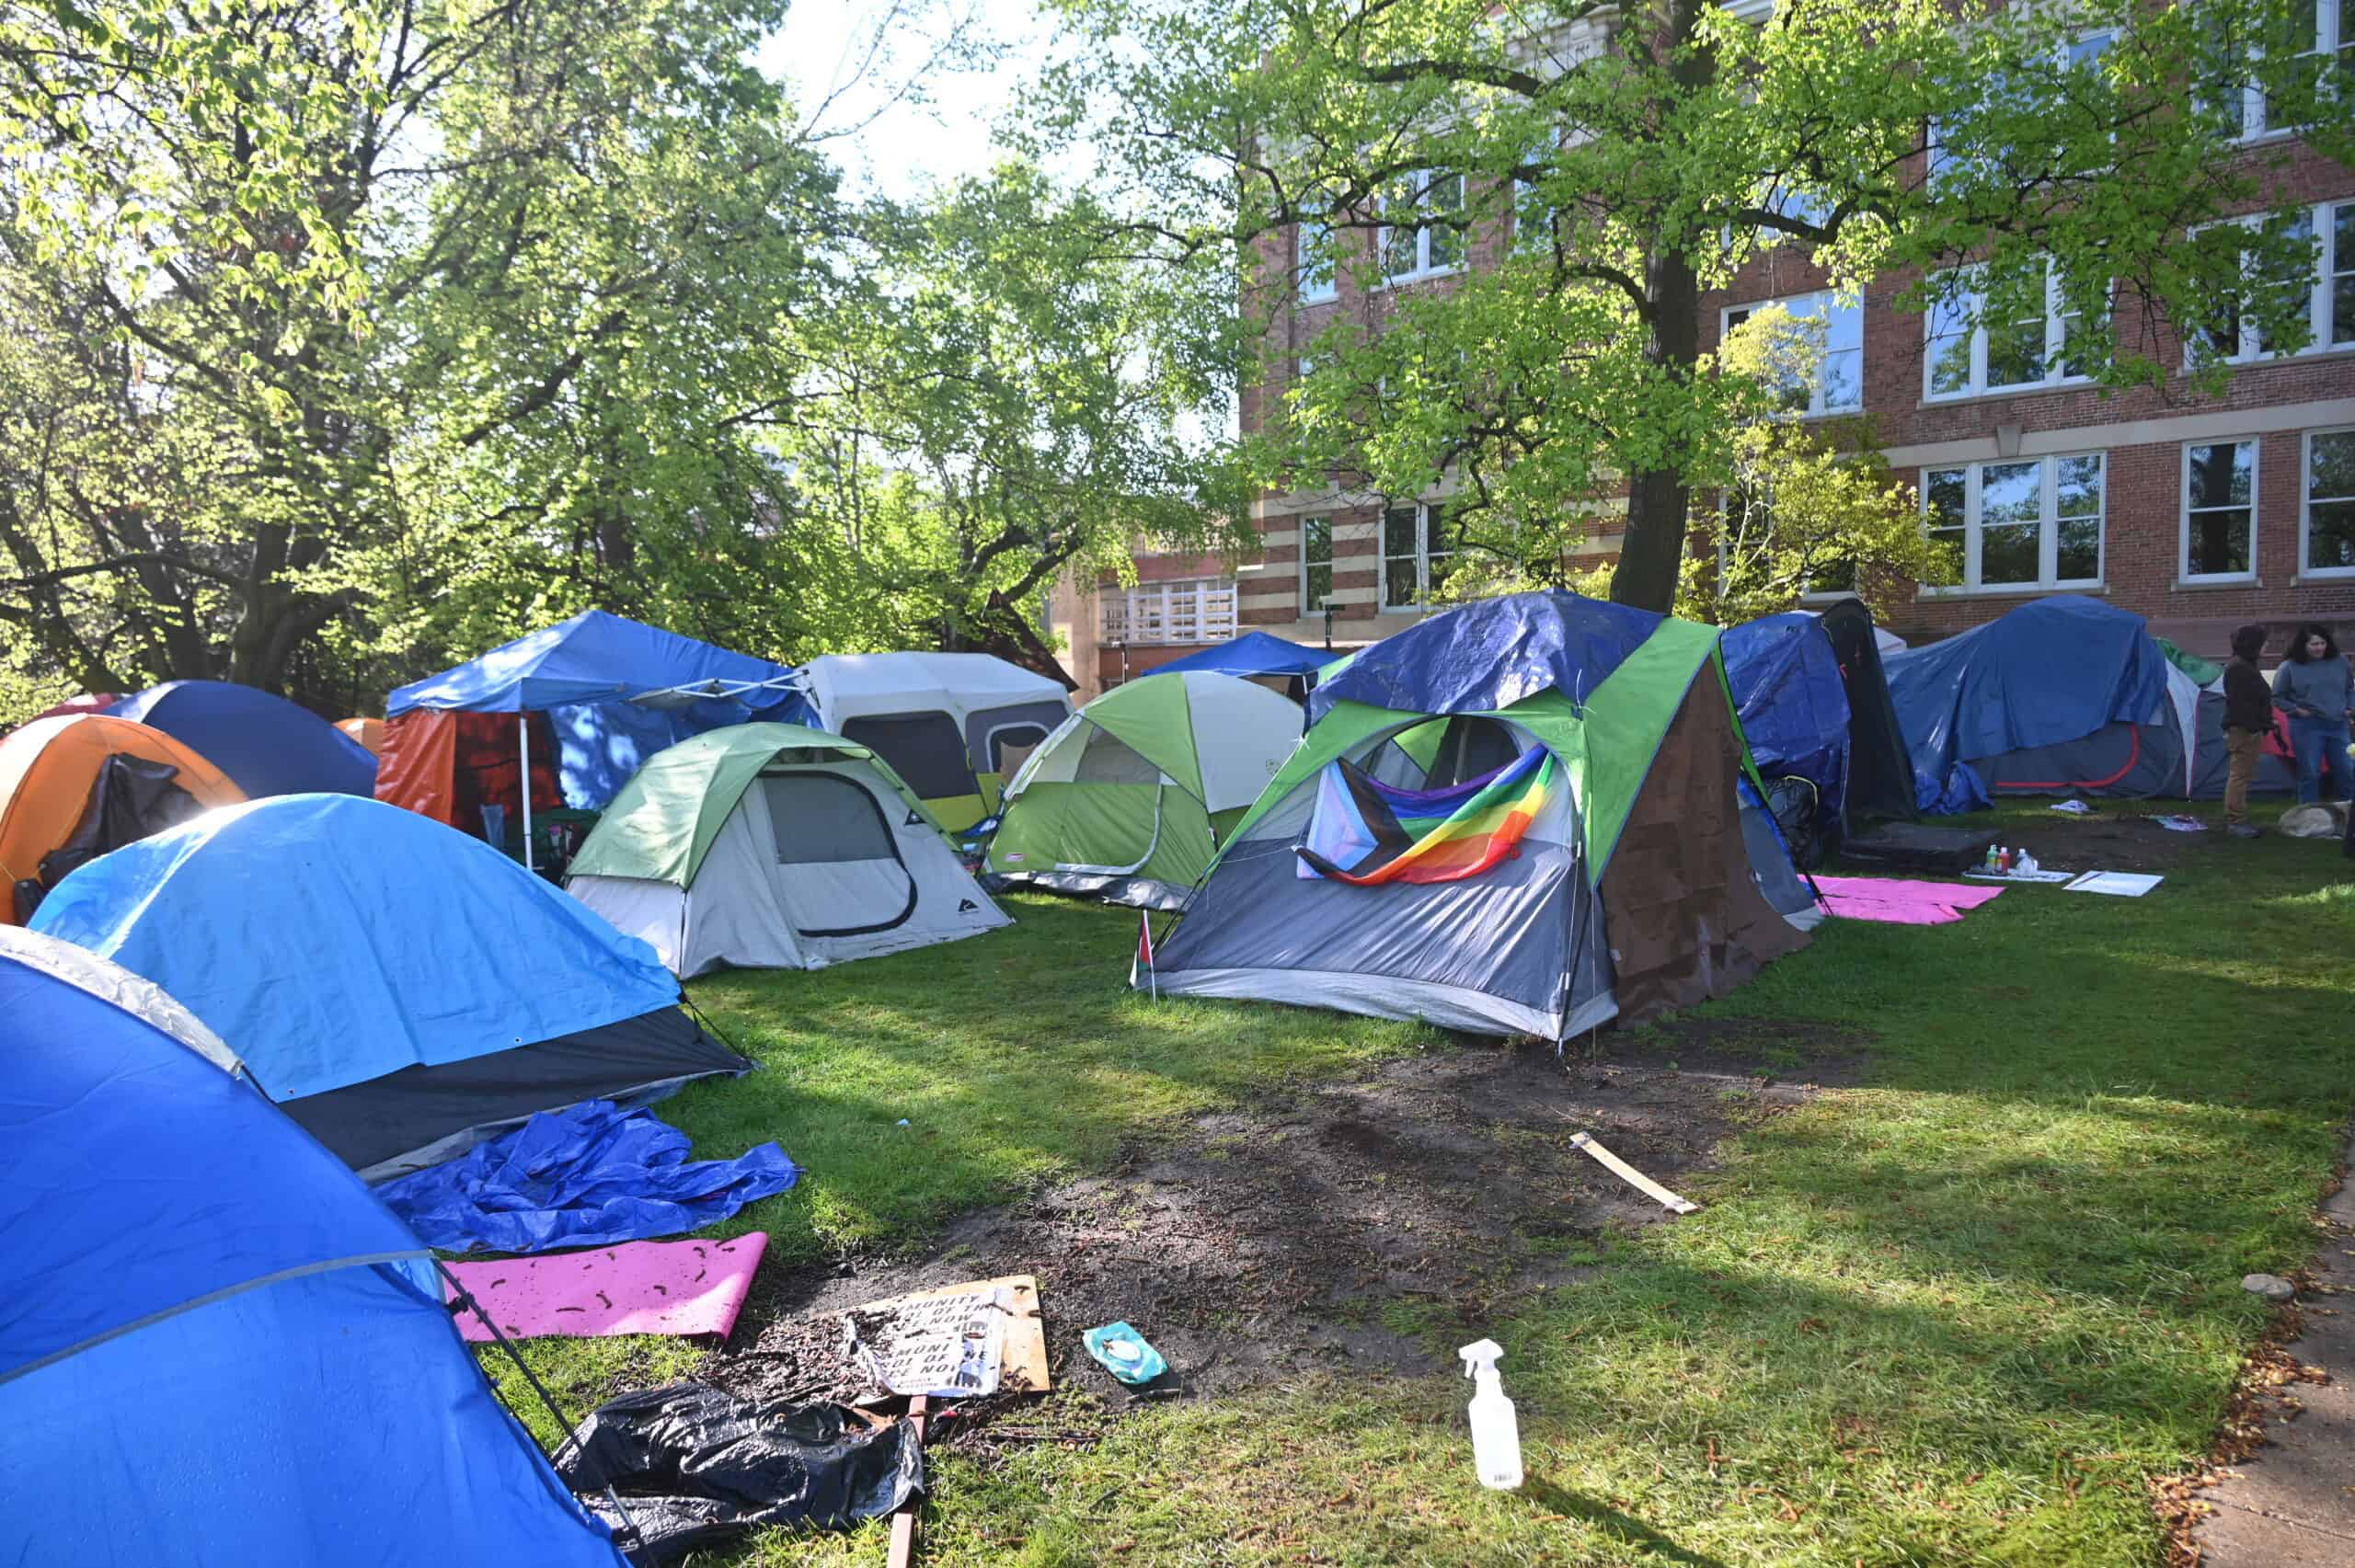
[556,1382,922,1563]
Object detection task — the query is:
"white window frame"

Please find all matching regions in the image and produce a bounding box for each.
[1377,171,1465,286]
[1918,453,2108,594]
[2301,426,2355,578]
[1300,515,1334,612]
[1380,502,1453,610]
[2202,0,2349,142]
[2179,439,2261,584]
[1720,291,1864,416]
[2191,202,2354,365]
[1924,258,2097,402]
[1297,219,1337,305]
[1929,29,2115,189]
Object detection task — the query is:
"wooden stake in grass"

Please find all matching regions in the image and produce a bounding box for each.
[887,1394,930,1568]
[1568,1131,1700,1215]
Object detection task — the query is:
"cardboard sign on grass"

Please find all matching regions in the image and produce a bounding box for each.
[844,1275,1051,1400]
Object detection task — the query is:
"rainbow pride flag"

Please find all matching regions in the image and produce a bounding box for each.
[1293,746,1557,885]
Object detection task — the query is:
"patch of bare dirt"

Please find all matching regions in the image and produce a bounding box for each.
[702,1023,1864,1446]
[1985,808,2236,874]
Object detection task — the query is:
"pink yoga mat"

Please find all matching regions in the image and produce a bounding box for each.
[1810,876,2005,926]
[444,1233,768,1343]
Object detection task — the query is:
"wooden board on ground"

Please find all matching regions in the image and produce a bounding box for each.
[1568,1131,1700,1215]
[848,1275,1051,1396]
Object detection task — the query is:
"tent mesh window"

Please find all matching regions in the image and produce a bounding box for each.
[1074,727,1162,785]
[841,712,975,799]
[1421,716,1523,788]
[966,701,1070,773]
[760,773,899,864]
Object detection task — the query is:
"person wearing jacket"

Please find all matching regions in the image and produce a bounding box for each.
[2221,624,2274,838]
[2273,623,2355,806]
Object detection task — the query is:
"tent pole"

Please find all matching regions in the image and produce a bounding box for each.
[519,714,534,873]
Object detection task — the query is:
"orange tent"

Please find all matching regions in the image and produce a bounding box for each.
[0,715,246,923]
[338,716,387,754]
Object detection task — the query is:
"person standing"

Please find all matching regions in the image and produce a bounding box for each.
[2222,624,2273,838]
[2272,623,2355,806]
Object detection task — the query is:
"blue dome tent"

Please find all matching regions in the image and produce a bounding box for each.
[108,680,377,798]
[0,925,626,1568]
[384,612,809,855]
[30,795,749,1180]
[1721,612,1854,832]
[1149,632,1333,700]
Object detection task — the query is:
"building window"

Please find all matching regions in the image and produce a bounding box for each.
[1297,219,1337,304]
[1924,258,2098,401]
[1379,172,1465,284]
[1722,292,1863,415]
[1920,454,2105,591]
[1097,578,1239,645]
[2195,206,2340,363]
[2200,0,2352,141]
[2304,428,2355,576]
[2182,440,2258,581]
[1381,504,1453,609]
[1300,516,1333,612]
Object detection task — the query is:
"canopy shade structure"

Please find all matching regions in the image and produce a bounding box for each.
[109,681,376,799]
[0,930,627,1568]
[566,723,1010,976]
[988,671,1304,910]
[383,610,807,820]
[795,652,1074,831]
[1884,595,2201,811]
[30,794,748,1180]
[1145,591,1817,1039]
[0,715,246,926]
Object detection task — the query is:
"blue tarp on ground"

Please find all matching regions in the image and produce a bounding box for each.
[1882,596,2169,812]
[1722,613,1853,825]
[108,680,377,798]
[0,944,625,1568]
[1151,631,1333,682]
[29,795,680,1103]
[1308,591,1668,722]
[387,610,810,809]
[377,1100,800,1253]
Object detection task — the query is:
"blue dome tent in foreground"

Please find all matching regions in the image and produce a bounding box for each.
[30,794,749,1180]
[106,679,378,799]
[0,925,626,1568]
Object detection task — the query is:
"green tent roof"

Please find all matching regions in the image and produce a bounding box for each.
[566,722,940,888]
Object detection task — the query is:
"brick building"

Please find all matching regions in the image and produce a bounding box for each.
[1080,7,2354,670]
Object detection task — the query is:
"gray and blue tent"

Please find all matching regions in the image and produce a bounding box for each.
[1141,592,1820,1039]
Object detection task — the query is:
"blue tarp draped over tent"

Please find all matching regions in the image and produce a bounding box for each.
[1308,591,1667,722]
[378,1100,800,1253]
[107,680,376,798]
[0,944,626,1567]
[29,795,681,1104]
[386,610,810,809]
[1882,595,2169,811]
[1722,613,1853,824]
[1151,631,1333,682]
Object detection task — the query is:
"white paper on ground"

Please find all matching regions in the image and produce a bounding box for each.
[2062,871,2163,897]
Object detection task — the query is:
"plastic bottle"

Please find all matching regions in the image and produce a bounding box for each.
[1457,1339,1524,1490]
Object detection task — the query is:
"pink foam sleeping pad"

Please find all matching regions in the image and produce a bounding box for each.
[1809,876,2006,926]
[443,1232,768,1343]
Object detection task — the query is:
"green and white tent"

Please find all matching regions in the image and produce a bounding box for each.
[566,723,1008,976]
[985,671,1304,910]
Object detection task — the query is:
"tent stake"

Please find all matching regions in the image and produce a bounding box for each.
[887,1394,930,1568]
[519,715,534,873]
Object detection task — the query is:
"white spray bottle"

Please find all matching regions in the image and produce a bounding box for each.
[1457,1338,1524,1490]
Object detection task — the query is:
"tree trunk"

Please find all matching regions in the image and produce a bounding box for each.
[1613,464,1691,612]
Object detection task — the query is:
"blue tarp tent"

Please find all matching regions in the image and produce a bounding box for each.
[1151,632,1333,691]
[0,926,626,1568]
[31,794,747,1178]
[108,680,376,798]
[1308,590,1665,722]
[387,610,808,810]
[1722,613,1852,829]
[1883,596,2181,811]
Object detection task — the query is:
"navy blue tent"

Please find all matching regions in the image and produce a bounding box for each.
[31,794,748,1179]
[1722,613,1852,830]
[0,926,626,1568]
[1152,632,1333,691]
[1884,596,2185,810]
[387,610,808,810]
[108,680,376,798]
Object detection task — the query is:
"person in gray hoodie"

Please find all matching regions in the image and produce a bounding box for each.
[2273,623,2354,804]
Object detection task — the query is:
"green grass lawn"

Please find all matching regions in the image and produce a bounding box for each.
[495,807,2355,1566]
